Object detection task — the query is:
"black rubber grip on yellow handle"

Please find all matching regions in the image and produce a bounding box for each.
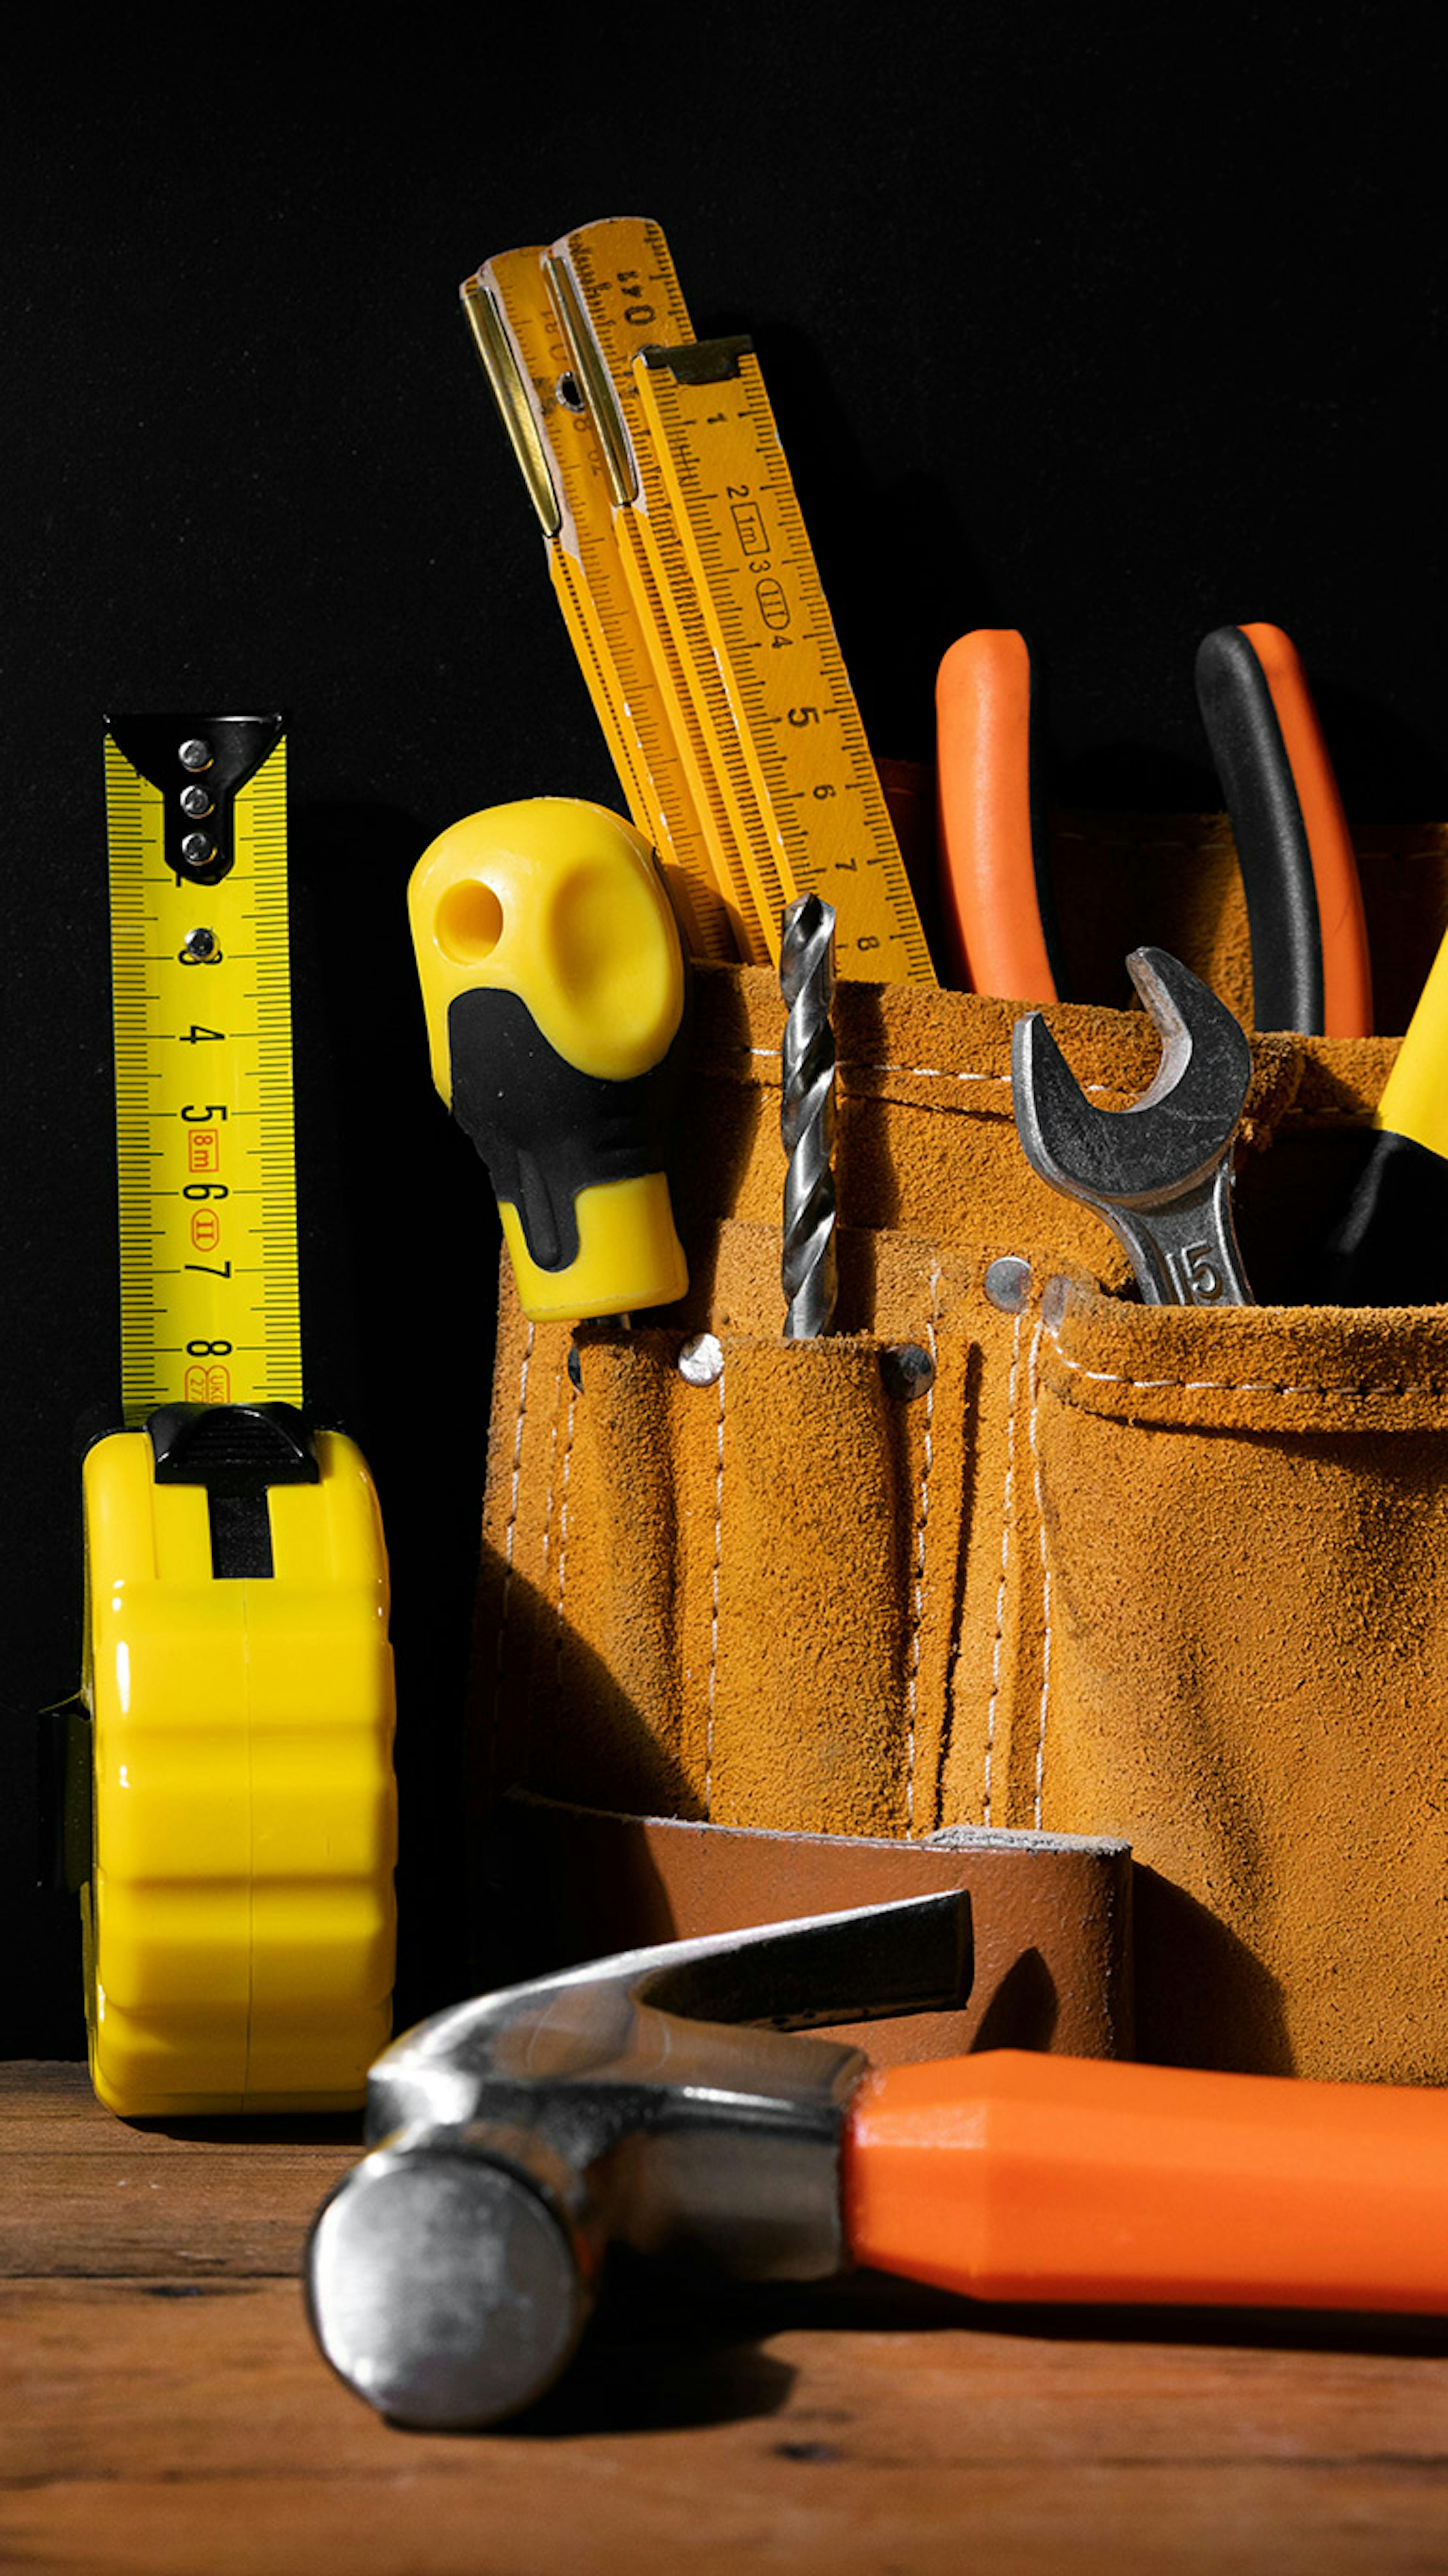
[1195,626,1325,1035]
[448,987,687,1274]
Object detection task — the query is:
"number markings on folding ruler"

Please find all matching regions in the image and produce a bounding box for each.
[104,731,303,1424]
[636,338,935,985]
[552,223,785,958]
[469,213,937,983]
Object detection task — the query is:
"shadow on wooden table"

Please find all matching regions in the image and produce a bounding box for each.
[125,2110,367,2146]
[409,2254,1448,2444]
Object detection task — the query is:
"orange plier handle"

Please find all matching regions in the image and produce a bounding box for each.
[934,628,1061,1004]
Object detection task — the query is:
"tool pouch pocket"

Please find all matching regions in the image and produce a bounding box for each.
[471,807,1448,2082]
[478,1280,1134,2063]
[486,1312,968,1840]
[1028,1285,1448,2080]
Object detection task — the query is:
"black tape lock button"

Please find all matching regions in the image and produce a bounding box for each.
[148,1402,319,1579]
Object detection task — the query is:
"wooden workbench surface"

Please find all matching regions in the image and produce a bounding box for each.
[5,2061,1448,2574]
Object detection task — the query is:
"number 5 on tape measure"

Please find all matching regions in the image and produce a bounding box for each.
[43,717,398,2119]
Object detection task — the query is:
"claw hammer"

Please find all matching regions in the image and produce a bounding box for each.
[307,1894,1448,2429]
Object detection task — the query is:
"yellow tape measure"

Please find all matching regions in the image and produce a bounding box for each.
[463,215,937,985]
[69,714,397,2120]
[104,716,304,1423]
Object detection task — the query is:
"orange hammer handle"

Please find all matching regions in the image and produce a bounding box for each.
[843,2050,1448,2312]
[935,630,1058,1002]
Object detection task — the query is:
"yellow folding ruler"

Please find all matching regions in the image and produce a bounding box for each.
[463,215,937,986]
[46,717,397,2121]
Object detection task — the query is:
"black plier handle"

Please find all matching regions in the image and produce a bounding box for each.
[1194,622,1372,1038]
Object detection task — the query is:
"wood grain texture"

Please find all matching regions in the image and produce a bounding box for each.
[6,2064,1448,2572]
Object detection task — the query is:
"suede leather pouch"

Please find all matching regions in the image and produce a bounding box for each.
[469,806,1448,2080]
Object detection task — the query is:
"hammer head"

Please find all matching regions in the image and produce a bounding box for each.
[305,1891,972,2430]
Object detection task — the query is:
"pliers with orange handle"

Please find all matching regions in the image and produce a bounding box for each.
[936,621,1373,1037]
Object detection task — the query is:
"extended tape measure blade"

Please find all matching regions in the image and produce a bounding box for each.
[104,718,304,1423]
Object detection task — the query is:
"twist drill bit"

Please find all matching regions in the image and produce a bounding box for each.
[780,893,838,1337]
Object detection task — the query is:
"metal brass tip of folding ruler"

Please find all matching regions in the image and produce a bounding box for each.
[460,278,561,539]
[543,254,639,508]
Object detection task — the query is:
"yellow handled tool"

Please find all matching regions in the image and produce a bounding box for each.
[1313,920,1448,1303]
[45,717,397,2119]
[462,216,936,985]
[409,797,689,1325]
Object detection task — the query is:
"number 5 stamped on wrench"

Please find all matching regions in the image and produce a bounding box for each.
[1011,947,1254,1306]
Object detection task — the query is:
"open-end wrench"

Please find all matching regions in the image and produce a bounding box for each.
[1011,947,1254,1306]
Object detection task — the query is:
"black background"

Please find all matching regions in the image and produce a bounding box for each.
[3,11,1443,2053]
